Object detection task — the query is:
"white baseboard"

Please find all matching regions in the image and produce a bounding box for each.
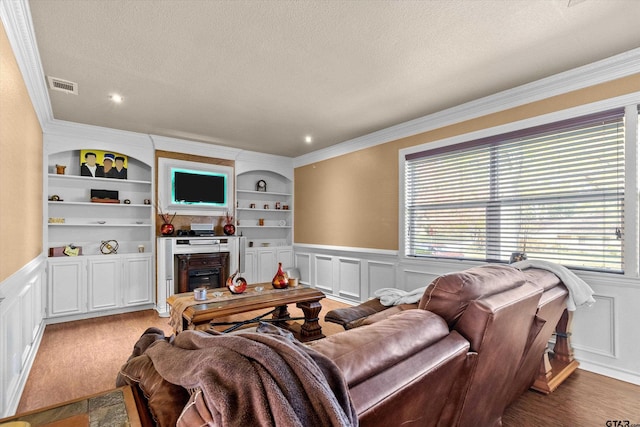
[577,360,640,387]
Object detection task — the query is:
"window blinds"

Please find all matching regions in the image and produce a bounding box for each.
[405,109,625,272]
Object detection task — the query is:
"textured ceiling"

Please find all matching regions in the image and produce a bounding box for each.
[29,0,640,157]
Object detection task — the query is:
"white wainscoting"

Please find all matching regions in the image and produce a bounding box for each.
[294,244,640,386]
[0,255,46,418]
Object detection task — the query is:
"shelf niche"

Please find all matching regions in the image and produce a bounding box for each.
[236,170,292,247]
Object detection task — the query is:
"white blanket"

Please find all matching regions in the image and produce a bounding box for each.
[374,286,427,307]
[511,259,596,311]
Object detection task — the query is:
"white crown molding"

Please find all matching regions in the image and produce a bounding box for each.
[150,134,242,160]
[0,0,53,127]
[294,47,640,167]
[45,119,151,145]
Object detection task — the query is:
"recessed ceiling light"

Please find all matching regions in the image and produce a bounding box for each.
[304,135,313,144]
[110,94,123,103]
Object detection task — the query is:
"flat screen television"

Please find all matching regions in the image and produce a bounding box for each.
[171,168,228,207]
[159,158,234,215]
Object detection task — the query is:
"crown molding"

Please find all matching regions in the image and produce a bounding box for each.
[0,0,53,127]
[4,0,640,167]
[150,134,243,160]
[294,47,640,167]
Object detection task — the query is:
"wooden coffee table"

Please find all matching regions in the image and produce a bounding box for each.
[166,283,326,342]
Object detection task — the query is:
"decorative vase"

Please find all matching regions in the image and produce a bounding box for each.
[272,262,288,289]
[161,223,175,236]
[226,270,247,294]
[223,211,235,236]
[223,223,236,236]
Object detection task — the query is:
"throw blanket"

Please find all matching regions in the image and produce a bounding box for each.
[512,259,596,311]
[145,324,358,427]
[374,286,427,306]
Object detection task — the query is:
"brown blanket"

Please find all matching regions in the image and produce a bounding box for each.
[144,324,358,427]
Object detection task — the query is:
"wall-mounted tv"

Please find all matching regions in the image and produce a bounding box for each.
[171,168,227,207]
[158,158,234,215]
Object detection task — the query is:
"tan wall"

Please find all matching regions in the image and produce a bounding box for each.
[0,22,43,282]
[295,73,640,250]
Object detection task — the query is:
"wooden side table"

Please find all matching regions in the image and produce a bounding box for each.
[531,309,580,394]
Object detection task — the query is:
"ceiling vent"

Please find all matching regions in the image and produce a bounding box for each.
[47,76,78,95]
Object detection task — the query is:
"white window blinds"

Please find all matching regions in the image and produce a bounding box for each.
[404,109,626,272]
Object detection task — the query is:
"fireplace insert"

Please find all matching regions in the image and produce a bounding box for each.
[177,252,230,293]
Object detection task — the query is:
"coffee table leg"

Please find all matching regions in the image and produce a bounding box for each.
[297,300,324,341]
[272,305,290,327]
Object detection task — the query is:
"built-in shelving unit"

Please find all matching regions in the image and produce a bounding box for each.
[235,169,294,282]
[236,171,293,247]
[47,163,153,255]
[45,146,155,321]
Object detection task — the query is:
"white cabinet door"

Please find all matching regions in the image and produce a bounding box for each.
[276,247,293,269]
[47,259,85,317]
[243,250,257,284]
[123,255,153,306]
[257,249,277,283]
[87,258,120,311]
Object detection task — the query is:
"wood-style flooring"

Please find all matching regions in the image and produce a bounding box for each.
[17,300,640,426]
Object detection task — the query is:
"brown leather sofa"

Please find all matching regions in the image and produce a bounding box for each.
[119,264,569,427]
[323,263,570,427]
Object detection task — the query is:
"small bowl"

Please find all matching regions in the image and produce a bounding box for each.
[97,221,106,224]
[212,291,223,298]
[255,286,264,292]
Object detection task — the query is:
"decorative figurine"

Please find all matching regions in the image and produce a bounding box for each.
[226,270,248,294]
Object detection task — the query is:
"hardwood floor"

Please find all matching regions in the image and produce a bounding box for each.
[16,298,348,413]
[17,300,640,426]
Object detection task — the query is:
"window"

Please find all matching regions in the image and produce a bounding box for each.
[404,109,626,273]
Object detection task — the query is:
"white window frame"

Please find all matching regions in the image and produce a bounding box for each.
[399,94,640,278]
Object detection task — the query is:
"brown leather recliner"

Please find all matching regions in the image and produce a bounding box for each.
[324,264,570,427]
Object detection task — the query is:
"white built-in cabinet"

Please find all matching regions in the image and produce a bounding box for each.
[235,168,294,282]
[243,247,294,283]
[236,170,293,246]
[47,254,153,318]
[44,131,155,322]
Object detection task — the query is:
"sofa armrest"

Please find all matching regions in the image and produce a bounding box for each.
[324,298,388,329]
[309,309,451,387]
[325,298,418,330]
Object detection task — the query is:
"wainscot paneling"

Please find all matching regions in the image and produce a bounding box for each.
[293,244,640,386]
[367,261,396,296]
[337,257,361,300]
[0,255,46,418]
[294,252,311,286]
[314,255,334,294]
[572,295,615,358]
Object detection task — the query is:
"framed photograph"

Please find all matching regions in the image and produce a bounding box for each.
[80,149,128,179]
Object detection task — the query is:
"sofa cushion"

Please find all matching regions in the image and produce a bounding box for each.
[418,264,526,327]
[308,309,450,387]
[356,303,418,327]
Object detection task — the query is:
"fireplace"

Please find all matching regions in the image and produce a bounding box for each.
[177,252,230,293]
